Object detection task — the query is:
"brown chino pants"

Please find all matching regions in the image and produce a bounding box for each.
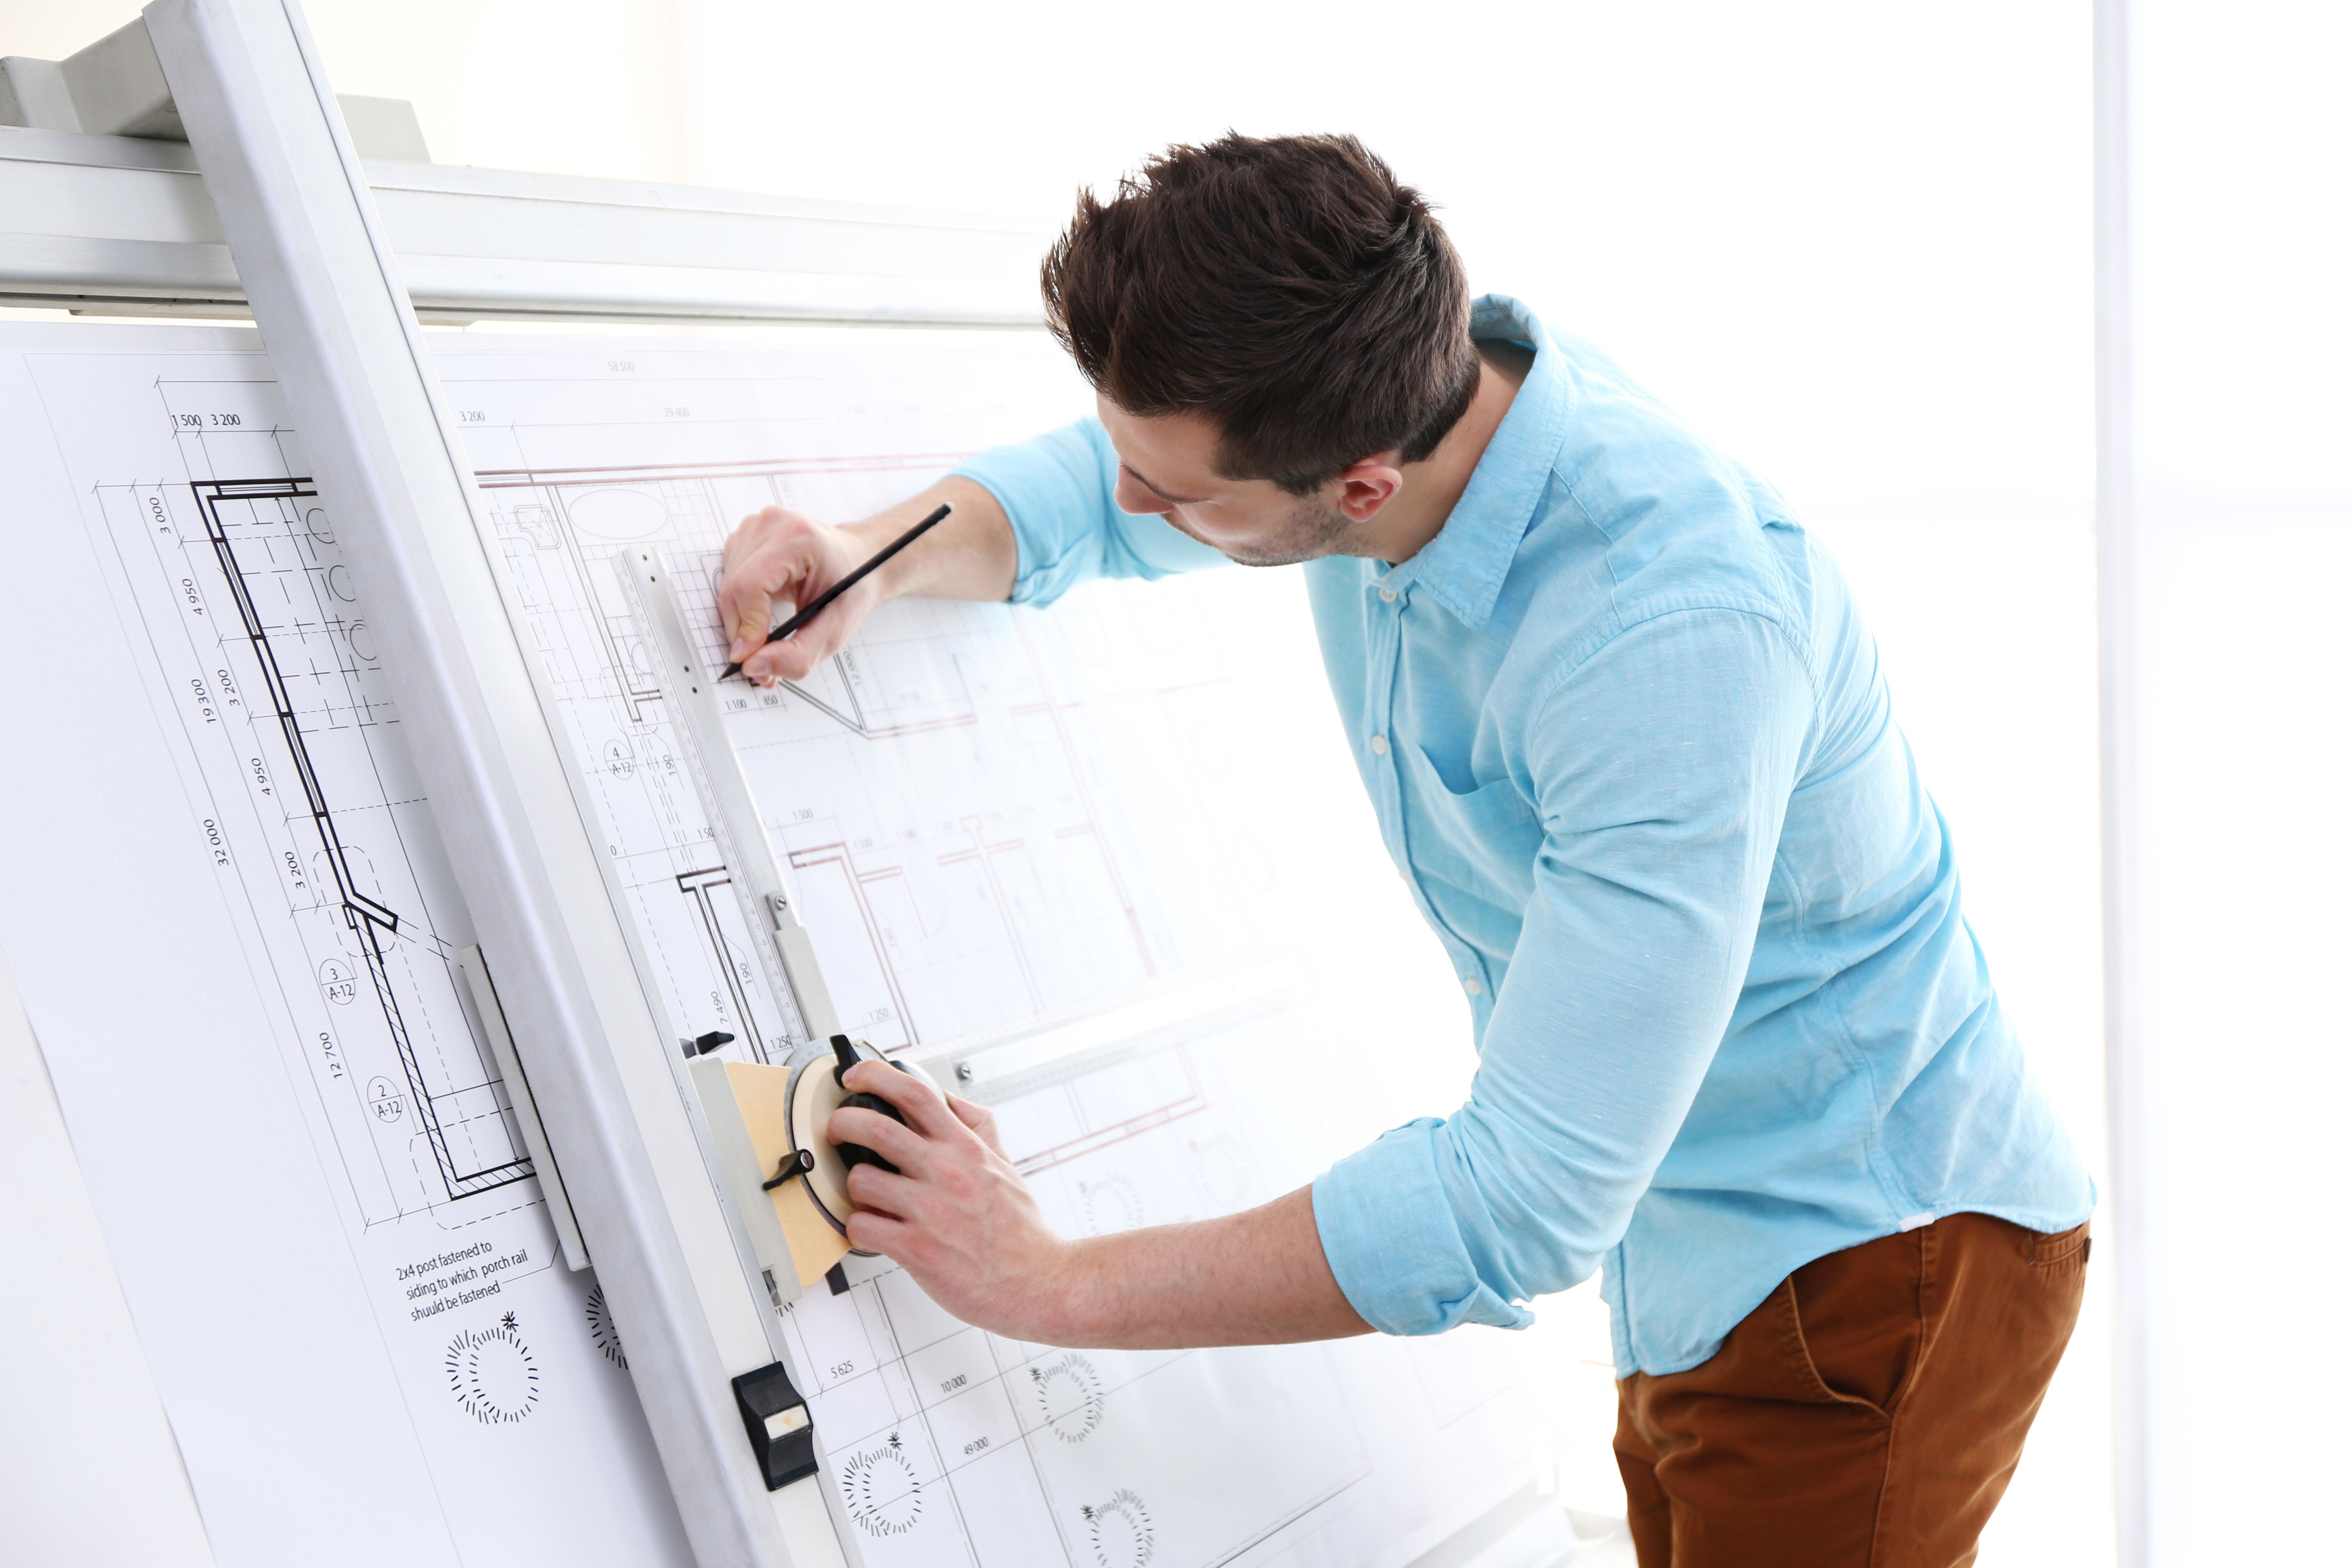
[1613,1211,2089,1568]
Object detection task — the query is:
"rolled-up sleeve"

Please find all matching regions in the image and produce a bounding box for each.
[1312,606,1814,1335]
[951,418,1227,607]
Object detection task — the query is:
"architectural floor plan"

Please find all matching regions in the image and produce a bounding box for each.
[0,324,1551,1568]
[115,471,529,1217]
[2,327,691,1568]
[450,338,1274,1075]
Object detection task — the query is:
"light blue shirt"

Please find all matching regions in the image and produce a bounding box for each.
[955,295,2093,1376]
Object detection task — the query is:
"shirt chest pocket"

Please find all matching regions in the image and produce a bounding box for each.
[1399,742,1542,905]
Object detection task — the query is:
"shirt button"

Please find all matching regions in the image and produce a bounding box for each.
[1379,588,1398,603]
[1463,976,1484,996]
[1370,734,1388,755]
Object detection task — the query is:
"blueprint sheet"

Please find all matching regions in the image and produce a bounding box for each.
[0,324,1548,1568]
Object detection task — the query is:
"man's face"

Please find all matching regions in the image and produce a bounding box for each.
[1097,396,1370,568]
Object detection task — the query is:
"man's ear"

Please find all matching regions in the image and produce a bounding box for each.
[1332,454,1406,523]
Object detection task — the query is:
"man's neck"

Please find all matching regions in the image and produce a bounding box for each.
[1352,339,1534,565]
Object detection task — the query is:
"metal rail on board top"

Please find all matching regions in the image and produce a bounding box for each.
[2,20,1049,328]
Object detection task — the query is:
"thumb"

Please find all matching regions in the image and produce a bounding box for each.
[730,596,775,657]
[715,575,774,660]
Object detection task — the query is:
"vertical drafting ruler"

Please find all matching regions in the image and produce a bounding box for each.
[624,550,876,1311]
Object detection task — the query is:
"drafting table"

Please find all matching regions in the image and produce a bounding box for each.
[2,8,1070,1565]
[0,7,1616,1568]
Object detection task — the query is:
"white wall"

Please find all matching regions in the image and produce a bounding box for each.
[0,0,696,183]
[673,1,2091,512]
[0,2,2119,1561]
[2126,4,2352,1564]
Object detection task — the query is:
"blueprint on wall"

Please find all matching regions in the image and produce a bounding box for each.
[0,323,1548,1568]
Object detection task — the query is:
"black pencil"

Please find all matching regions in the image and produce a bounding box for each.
[721,503,953,680]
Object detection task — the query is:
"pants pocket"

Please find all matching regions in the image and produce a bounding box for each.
[2027,1221,2092,1269]
[1775,1277,1900,1419]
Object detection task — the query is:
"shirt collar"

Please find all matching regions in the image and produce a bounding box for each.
[1376,294,1573,628]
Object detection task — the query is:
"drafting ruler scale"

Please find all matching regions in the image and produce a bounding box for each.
[624,548,841,1063]
[621,551,888,1314]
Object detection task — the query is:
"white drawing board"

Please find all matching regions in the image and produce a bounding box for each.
[0,321,1559,1568]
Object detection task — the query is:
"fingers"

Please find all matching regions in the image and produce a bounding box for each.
[842,1160,921,1218]
[715,506,832,668]
[714,507,785,656]
[742,622,828,686]
[840,1059,964,1142]
[948,1094,1009,1160]
[742,602,861,685]
[828,1103,931,1177]
[713,578,766,662]
[843,1208,913,1258]
[740,588,860,684]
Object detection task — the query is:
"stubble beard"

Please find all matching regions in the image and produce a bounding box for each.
[1179,495,1359,568]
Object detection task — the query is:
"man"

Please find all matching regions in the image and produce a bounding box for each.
[716,134,2092,1567]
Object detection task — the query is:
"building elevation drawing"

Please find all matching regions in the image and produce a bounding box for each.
[0,325,1553,1568]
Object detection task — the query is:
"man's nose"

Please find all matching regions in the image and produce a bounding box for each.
[1111,475,1170,516]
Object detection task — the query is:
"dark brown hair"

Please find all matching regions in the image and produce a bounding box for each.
[1041,133,1479,495]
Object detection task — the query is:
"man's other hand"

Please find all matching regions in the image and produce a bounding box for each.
[827,1059,1075,1340]
[715,506,880,686]
[829,1057,1370,1350]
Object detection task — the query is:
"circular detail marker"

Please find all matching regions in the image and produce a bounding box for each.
[445,1319,539,1425]
[365,1076,405,1125]
[1186,1134,1252,1213]
[841,1437,922,1537]
[1077,1172,1147,1236]
[317,956,359,1007]
[586,1287,626,1370]
[1032,1352,1106,1445]
[1082,1488,1155,1567]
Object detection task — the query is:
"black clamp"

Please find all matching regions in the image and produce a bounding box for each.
[679,1030,736,1060]
[761,1148,815,1192]
[731,1361,817,1490]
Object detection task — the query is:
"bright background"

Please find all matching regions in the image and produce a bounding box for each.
[8,1,2336,1565]
[2121,4,2351,1565]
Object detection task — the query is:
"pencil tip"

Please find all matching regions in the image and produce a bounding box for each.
[721,662,743,680]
